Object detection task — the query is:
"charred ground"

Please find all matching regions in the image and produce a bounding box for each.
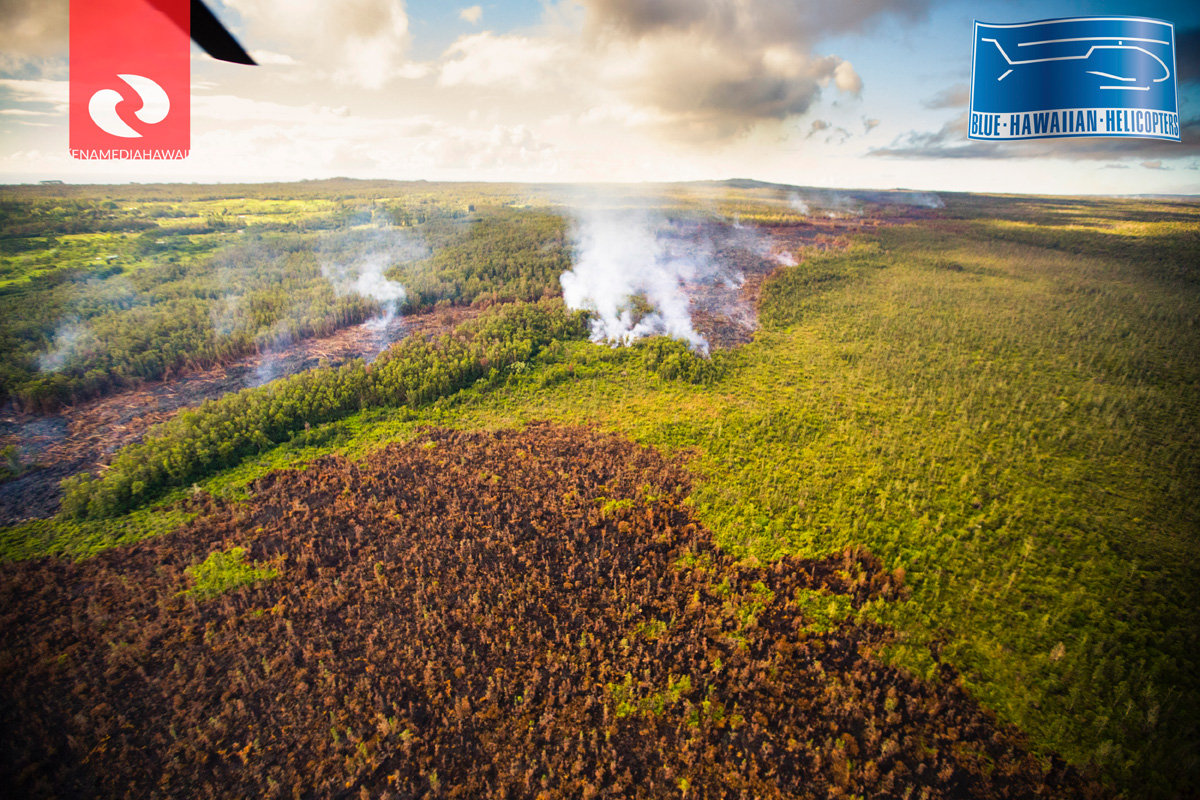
[0,424,1103,799]
[0,304,478,524]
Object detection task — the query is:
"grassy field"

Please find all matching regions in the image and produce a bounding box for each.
[1,189,1197,796]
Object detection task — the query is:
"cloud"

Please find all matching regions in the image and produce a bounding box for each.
[581,0,932,43]
[834,61,862,95]
[595,39,860,140]
[923,83,970,109]
[828,126,851,144]
[459,5,483,24]
[396,62,433,79]
[0,0,66,58]
[862,116,880,133]
[249,50,298,66]
[1141,160,1164,170]
[561,0,921,141]
[804,119,850,144]
[806,120,831,139]
[224,0,411,88]
[439,33,565,92]
[0,78,68,110]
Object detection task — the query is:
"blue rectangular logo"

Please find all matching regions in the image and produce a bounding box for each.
[969,16,1179,142]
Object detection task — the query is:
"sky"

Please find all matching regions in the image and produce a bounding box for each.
[0,0,1197,193]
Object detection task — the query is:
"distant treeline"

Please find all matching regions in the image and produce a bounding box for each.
[61,300,588,518]
[0,198,158,239]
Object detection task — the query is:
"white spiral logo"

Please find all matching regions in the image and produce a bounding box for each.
[88,74,170,138]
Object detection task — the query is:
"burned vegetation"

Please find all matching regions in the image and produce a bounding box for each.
[0,424,1104,799]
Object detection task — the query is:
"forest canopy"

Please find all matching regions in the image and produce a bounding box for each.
[0,194,570,411]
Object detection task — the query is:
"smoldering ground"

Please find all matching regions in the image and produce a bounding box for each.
[560,196,777,353]
[556,187,888,352]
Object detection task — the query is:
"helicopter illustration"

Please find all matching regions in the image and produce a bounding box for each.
[981,35,1170,91]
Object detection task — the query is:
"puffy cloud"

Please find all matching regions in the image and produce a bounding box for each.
[439,33,565,92]
[224,0,411,88]
[806,120,831,139]
[553,0,920,140]
[834,61,862,95]
[590,36,859,140]
[862,116,880,133]
[459,6,483,24]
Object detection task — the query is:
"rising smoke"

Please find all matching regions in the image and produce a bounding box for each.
[786,192,810,215]
[560,205,748,354]
[36,321,91,373]
[320,234,420,329]
[320,228,426,362]
[36,274,134,374]
[786,188,945,217]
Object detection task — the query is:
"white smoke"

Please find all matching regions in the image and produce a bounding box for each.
[37,275,134,374]
[346,254,408,331]
[320,228,426,363]
[209,294,244,338]
[321,232,420,332]
[560,208,746,354]
[252,321,294,386]
[896,191,945,208]
[36,320,91,372]
[787,192,810,215]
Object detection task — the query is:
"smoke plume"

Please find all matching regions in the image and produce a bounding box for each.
[36,321,91,373]
[320,228,425,361]
[787,192,810,215]
[561,207,747,353]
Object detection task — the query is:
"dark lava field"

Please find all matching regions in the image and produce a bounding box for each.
[0,424,1104,799]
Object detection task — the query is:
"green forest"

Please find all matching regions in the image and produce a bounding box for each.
[0,184,570,411]
[0,181,1197,799]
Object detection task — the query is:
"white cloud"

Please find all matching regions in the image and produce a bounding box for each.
[459,6,483,24]
[191,94,355,125]
[0,78,68,110]
[834,61,862,95]
[0,0,66,57]
[223,0,411,88]
[425,0,882,143]
[250,50,298,66]
[439,33,565,92]
[395,62,433,80]
[559,0,916,139]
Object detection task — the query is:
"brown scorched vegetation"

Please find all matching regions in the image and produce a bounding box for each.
[0,424,1105,799]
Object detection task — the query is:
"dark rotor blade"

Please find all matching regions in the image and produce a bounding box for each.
[190,0,256,65]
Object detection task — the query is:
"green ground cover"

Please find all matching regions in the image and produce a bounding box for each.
[1,190,1196,796]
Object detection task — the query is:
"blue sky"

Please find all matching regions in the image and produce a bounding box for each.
[0,0,1196,192]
